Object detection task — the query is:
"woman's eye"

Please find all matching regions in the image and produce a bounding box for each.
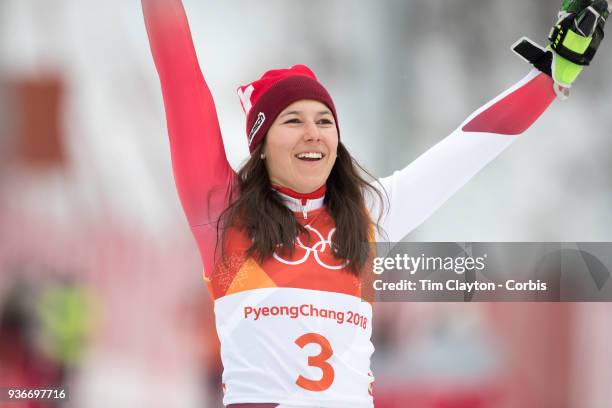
[284,118,301,124]
[318,119,334,125]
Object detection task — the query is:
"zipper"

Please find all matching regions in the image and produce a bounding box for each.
[301,198,308,219]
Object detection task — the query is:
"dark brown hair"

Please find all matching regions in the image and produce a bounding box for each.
[216,142,385,276]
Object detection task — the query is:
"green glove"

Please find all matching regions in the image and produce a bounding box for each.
[512,0,609,98]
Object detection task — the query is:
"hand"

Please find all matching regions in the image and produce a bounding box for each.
[512,0,609,98]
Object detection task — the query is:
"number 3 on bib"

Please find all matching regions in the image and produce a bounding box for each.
[295,333,335,391]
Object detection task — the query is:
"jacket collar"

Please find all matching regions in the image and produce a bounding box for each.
[272,184,326,219]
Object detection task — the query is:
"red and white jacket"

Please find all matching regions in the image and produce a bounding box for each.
[142,0,555,406]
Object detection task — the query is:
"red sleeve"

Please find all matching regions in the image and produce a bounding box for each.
[142,0,235,278]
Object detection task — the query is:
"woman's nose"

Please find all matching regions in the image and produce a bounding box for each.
[303,122,321,141]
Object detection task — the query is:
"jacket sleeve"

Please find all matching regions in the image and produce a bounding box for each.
[366,69,556,242]
[142,0,235,278]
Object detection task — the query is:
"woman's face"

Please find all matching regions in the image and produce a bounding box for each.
[263,99,338,193]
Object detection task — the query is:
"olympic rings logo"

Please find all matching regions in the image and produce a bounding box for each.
[273,225,349,270]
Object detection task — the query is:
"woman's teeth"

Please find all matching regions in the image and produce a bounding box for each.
[296,152,323,160]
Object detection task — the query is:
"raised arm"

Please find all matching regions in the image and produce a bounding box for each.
[368,0,608,242]
[142,0,235,277]
[369,69,555,242]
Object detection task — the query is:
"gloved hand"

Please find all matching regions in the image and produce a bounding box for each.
[512,0,609,99]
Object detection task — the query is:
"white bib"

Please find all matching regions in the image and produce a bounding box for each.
[215,287,374,408]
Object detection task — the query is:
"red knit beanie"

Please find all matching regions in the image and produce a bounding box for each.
[237,64,339,154]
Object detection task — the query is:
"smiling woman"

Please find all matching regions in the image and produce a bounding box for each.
[141,0,608,406]
[221,71,378,276]
[265,100,338,194]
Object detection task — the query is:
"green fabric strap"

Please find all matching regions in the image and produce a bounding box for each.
[562,29,593,53]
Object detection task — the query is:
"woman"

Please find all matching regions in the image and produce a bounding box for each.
[141,0,607,406]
